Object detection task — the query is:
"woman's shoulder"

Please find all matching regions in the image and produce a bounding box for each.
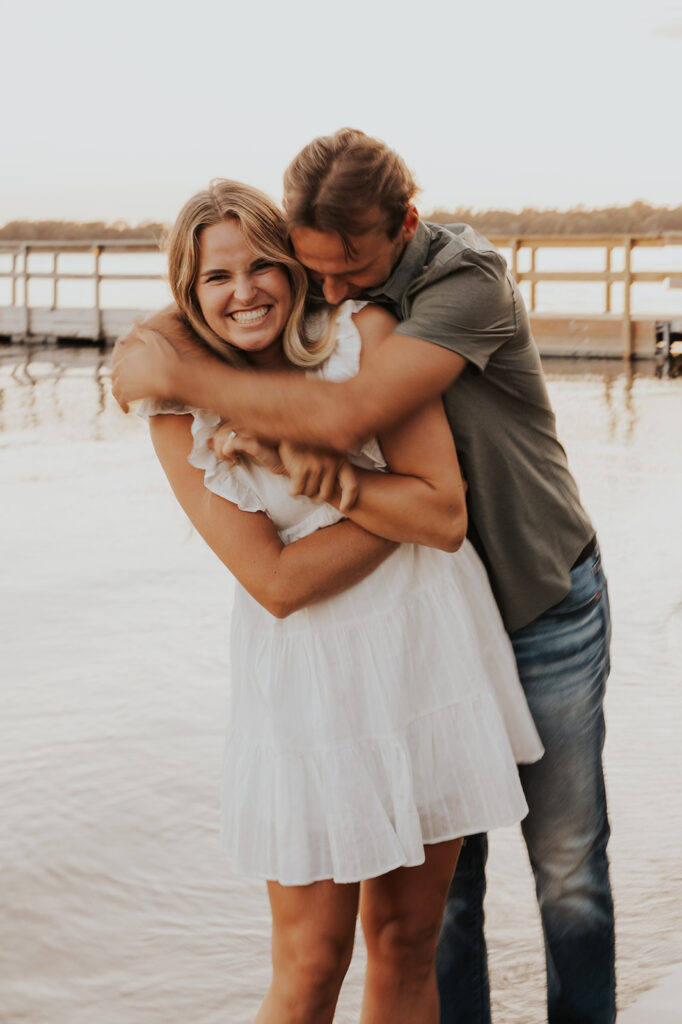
[307,300,396,383]
[350,303,398,360]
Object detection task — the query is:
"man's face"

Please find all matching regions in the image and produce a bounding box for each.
[289,206,419,306]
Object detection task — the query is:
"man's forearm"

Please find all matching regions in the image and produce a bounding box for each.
[174,334,465,452]
[149,305,364,448]
[114,311,466,450]
[178,358,365,452]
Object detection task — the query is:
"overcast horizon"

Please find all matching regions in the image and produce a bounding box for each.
[2,0,681,225]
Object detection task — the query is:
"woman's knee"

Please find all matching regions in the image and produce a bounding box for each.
[274,928,355,1009]
[364,909,442,975]
[361,841,461,976]
[269,879,358,1010]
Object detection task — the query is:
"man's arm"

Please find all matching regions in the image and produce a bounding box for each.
[112,310,467,453]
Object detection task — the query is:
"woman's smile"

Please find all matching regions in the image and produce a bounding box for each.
[229,305,272,325]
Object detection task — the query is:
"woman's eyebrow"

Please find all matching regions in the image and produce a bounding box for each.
[198,258,268,277]
[198,266,229,277]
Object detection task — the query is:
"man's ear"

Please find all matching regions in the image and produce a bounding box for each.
[401,205,419,242]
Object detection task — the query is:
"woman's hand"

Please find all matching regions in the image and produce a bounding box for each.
[210,431,360,512]
[210,425,285,473]
[278,441,359,511]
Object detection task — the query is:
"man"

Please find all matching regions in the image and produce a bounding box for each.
[113,128,615,1024]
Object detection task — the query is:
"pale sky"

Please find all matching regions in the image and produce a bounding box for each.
[2,0,681,225]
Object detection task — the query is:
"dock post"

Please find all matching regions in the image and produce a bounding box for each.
[94,246,103,341]
[51,251,59,311]
[21,246,30,339]
[622,237,633,360]
[11,251,17,306]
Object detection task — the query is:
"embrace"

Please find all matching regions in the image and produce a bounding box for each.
[112,129,614,1024]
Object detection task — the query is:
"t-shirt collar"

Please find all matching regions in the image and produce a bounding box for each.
[361,220,432,305]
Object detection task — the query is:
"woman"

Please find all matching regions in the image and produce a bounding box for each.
[139,179,542,1024]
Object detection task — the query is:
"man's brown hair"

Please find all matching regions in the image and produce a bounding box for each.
[283,128,418,254]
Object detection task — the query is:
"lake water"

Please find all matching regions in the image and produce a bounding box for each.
[1,347,681,1023]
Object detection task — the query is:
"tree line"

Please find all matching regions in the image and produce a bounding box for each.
[428,201,682,236]
[0,220,167,241]
[1,202,682,240]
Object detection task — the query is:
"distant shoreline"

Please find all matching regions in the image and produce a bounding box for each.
[2,201,682,241]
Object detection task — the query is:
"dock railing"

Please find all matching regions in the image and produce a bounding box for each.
[1,234,681,357]
[0,239,165,344]
[495,232,682,359]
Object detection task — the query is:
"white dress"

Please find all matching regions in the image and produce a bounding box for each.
[141,301,543,886]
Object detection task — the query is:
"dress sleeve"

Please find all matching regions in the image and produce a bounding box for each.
[392,252,518,372]
[189,411,345,538]
[139,400,268,514]
[186,411,268,514]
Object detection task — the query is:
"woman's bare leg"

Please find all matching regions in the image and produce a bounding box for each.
[255,878,360,1024]
[359,839,462,1024]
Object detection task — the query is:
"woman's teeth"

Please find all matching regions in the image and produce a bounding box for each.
[231,307,269,324]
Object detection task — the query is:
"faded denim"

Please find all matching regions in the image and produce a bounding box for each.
[436,546,615,1024]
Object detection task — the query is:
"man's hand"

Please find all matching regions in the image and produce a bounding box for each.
[210,425,285,474]
[278,441,359,512]
[111,310,216,413]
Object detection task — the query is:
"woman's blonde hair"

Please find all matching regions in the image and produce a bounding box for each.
[166,179,335,368]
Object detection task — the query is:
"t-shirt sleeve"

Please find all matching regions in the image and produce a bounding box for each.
[392,254,518,372]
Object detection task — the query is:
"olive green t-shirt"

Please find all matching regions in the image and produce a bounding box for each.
[362,221,595,633]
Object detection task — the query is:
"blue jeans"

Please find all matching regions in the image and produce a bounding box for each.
[436,545,615,1024]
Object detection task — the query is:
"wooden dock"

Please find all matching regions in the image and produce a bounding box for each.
[1,235,681,359]
[0,304,151,344]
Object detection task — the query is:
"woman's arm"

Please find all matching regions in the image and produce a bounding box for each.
[324,305,468,552]
[149,413,397,618]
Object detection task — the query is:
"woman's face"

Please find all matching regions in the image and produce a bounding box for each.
[194,218,292,366]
